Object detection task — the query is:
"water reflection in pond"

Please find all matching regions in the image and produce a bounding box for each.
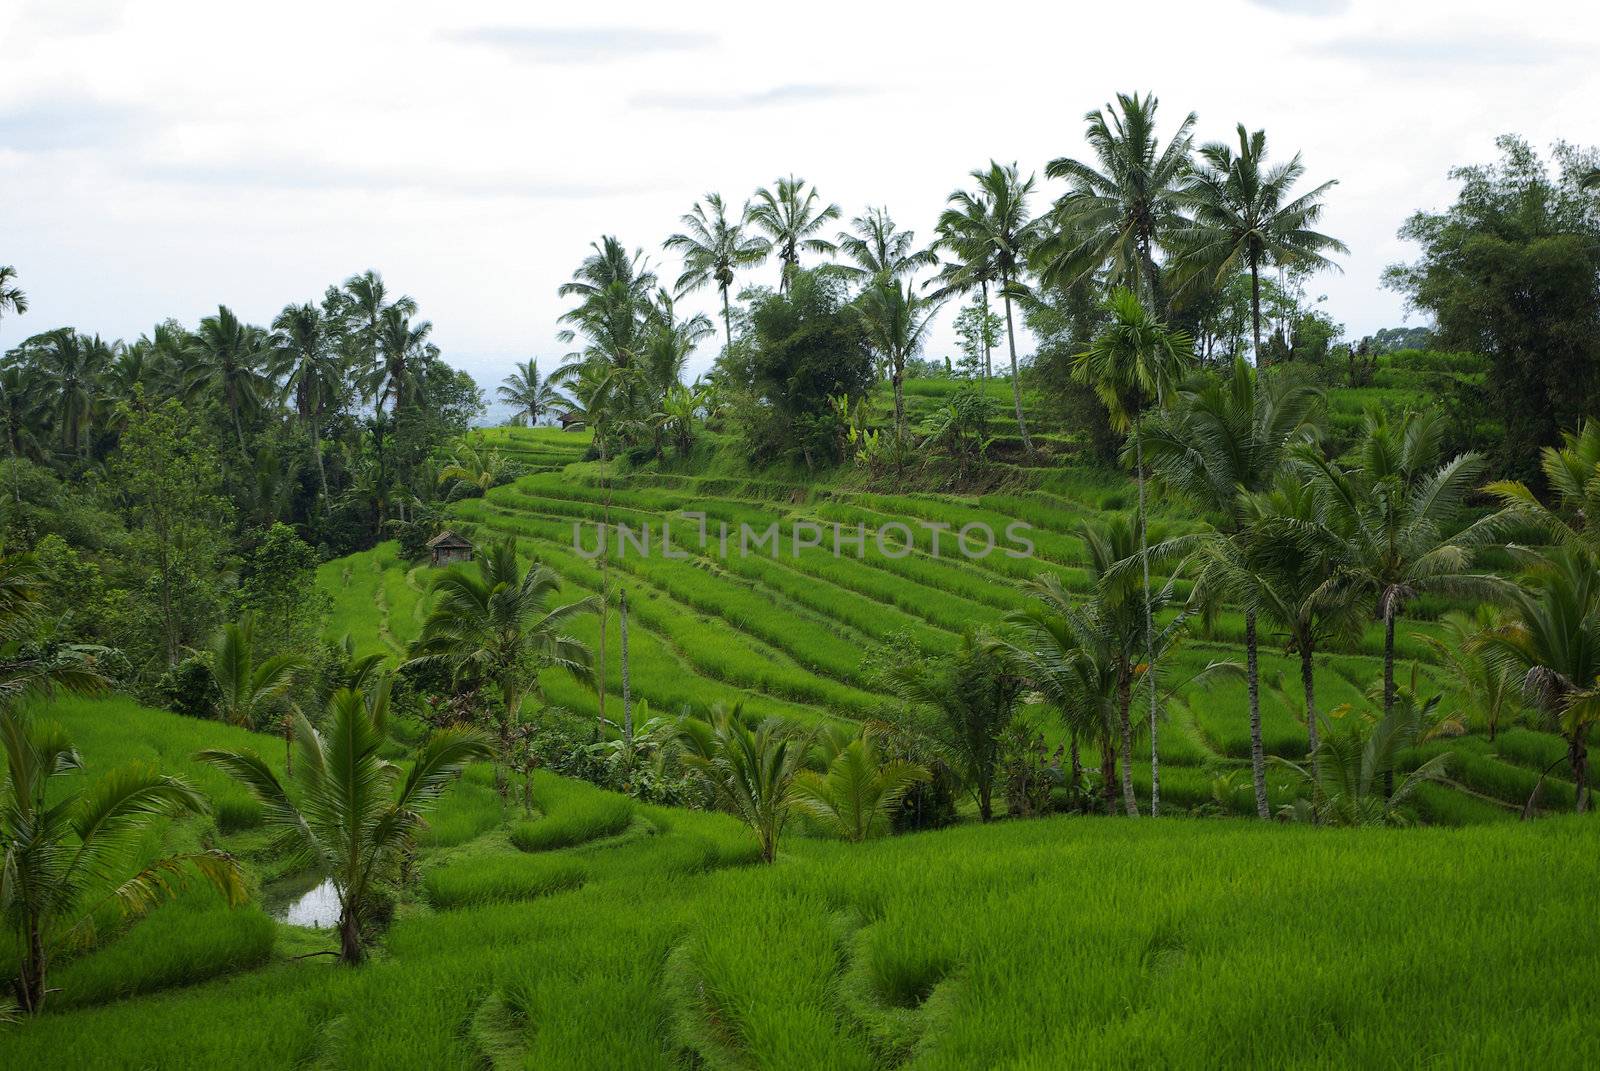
[274,878,341,928]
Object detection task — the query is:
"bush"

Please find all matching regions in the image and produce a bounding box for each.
[151,655,221,720]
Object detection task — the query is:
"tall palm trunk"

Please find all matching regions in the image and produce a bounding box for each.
[1300,641,1319,791]
[999,273,1034,458]
[338,904,364,965]
[1117,674,1137,816]
[1068,731,1083,795]
[1136,416,1159,816]
[1247,611,1268,817]
[619,589,633,747]
[979,279,993,381]
[1381,596,1397,798]
[1568,732,1589,813]
[720,286,734,354]
[891,364,906,443]
[1100,734,1117,815]
[1249,254,1263,367]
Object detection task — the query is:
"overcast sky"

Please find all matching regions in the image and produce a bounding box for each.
[3,0,1597,393]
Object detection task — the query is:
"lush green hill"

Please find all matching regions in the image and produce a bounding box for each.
[315,366,1567,824]
[4,698,1596,1068]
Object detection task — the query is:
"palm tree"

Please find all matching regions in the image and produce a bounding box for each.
[497,359,561,426]
[1418,607,1521,742]
[884,633,1021,822]
[205,616,305,762]
[789,732,929,841]
[1487,418,1600,561]
[438,435,511,497]
[407,541,596,781]
[188,306,272,456]
[0,365,48,501]
[15,328,106,459]
[0,265,27,330]
[941,163,1039,454]
[1041,91,1197,314]
[370,307,436,420]
[1139,358,1322,813]
[1275,694,1454,826]
[1477,550,1600,812]
[1073,289,1193,813]
[989,570,1134,815]
[663,193,767,350]
[201,688,492,963]
[678,706,810,863]
[2,705,246,1013]
[853,278,945,442]
[271,302,340,503]
[833,207,937,283]
[748,175,841,292]
[927,196,999,380]
[1303,410,1510,731]
[1179,124,1347,365]
[337,270,416,400]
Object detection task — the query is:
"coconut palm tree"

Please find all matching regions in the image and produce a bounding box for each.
[1275,694,1454,826]
[1073,289,1193,813]
[941,163,1040,454]
[853,277,945,442]
[0,265,27,330]
[1041,91,1197,314]
[1486,418,1600,561]
[0,364,48,481]
[1178,124,1347,365]
[1476,550,1600,812]
[883,633,1022,822]
[663,193,767,350]
[270,302,340,503]
[201,688,492,963]
[748,175,840,293]
[188,306,273,456]
[13,328,107,460]
[678,705,810,863]
[1138,358,1322,813]
[337,270,416,398]
[789,732,929,842]
[370,307,436,421]
[1302,410,1510,731]
[833,207,937,284]
[1418,607,1522,742]
[988,570,1132,815]
[497,359,561,426]
[406,541,596,781]
[2,705,245,1013]
[437,435,512,497]
[205,617,305,766]
[927,196,999,380]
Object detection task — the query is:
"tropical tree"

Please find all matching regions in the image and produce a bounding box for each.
[188,306,273,456]
[0,365,48,478]
[854,277,944,441]
[205,617,305,766]
[337,270,416,398]
[789,731,929,841]
[1476,550,1600,812]
[370,306,436,420]
[437,435,512,497]
[1179,124,1347,364]
[270,302,340,502]
[201,688,492,963]
[928,195,999,380]
[14,328,107,459]
[941,162,1039,453]
[663,193,766,349]
[0,265,26,328]
[1487,417,1600,561]
[678,706,810,862]
[748,175,840,292]
[407,541,596,781]
[1041,91,1197,313]
[497,358,562,426]
[1073,289,1193,813]
[1302,410,1509,729]
[884,633,1021,822]
[1139,358,1321,813]
[833,207,936,283]
[1275,694,1454,826]
[1418,607,1521,742]
[2,705,246,1013]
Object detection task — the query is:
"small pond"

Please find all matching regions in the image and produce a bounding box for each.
[268,877,341,928]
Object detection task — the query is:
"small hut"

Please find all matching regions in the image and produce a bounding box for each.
[557,410,583,431]
[426,530,474,568]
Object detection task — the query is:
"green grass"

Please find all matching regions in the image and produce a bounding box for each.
[5,699,1599,1068]
[508,774,637,851]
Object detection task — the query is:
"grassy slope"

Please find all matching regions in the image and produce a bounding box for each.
[4,698,1598,1069]
[323,374,1564,820]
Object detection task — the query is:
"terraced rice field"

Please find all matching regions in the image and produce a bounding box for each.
[318,419,1571,821]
